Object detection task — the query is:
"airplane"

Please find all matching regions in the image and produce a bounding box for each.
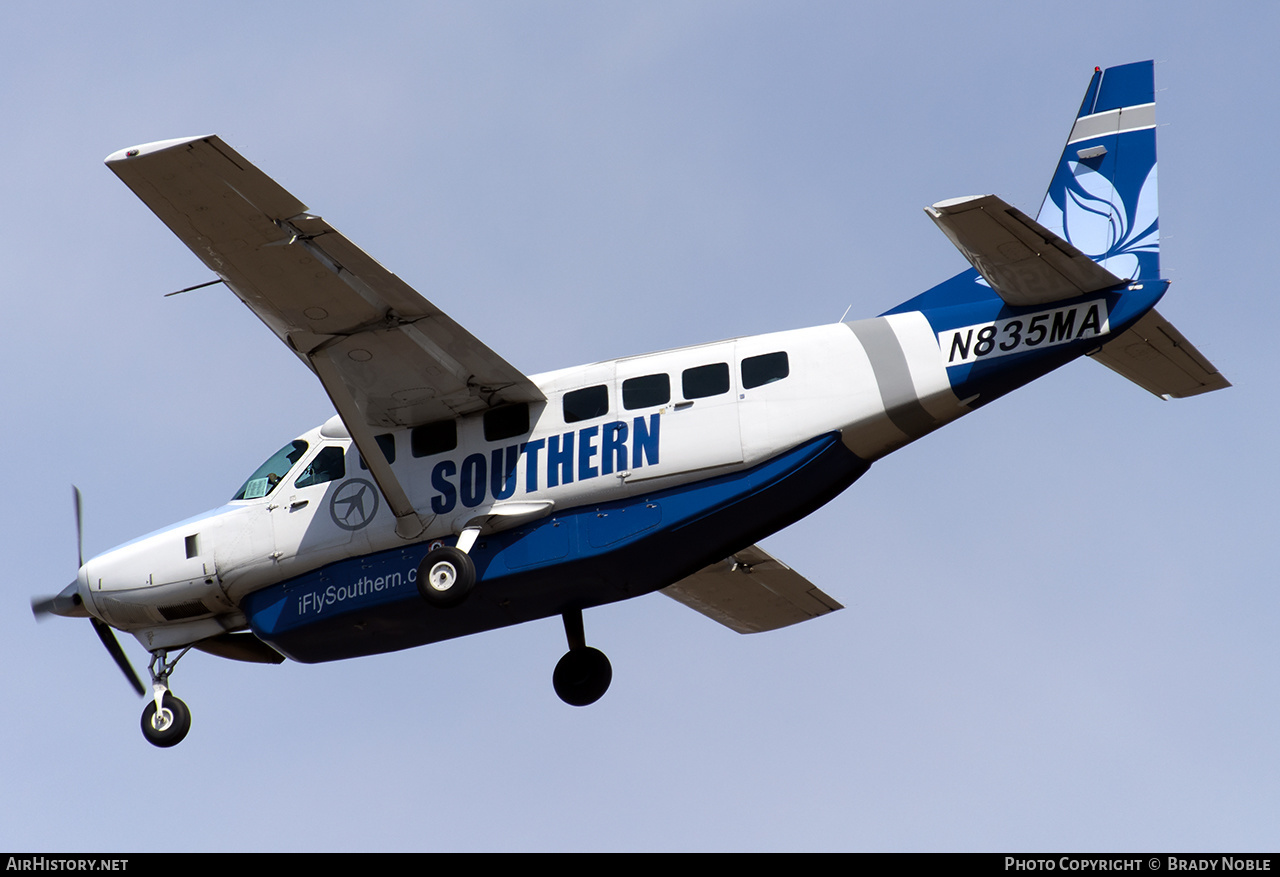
[32,60,1228,747]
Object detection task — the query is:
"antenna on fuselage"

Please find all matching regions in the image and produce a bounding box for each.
[164,278,225,297]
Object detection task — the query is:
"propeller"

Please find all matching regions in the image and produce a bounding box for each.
[31,486,145,696]
[74,483,83,568]
[91,617,145,696]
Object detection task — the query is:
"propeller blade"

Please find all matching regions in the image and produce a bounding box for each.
[31,595,59,618]
[73,485,84,569]
[90,618,145,696]
[35,486,142,695]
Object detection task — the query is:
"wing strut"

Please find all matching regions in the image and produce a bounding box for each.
[310,350,430,539]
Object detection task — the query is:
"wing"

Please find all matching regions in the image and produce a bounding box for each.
[107,136,546,538]
[106,136,544,427]
[661,545,842,634]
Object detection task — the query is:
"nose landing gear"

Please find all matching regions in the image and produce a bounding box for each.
[140,647,192,748]
[553,608,612,707]
[141,692,190,748]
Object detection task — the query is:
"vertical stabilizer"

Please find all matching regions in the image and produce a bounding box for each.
[1036,61,1159,281]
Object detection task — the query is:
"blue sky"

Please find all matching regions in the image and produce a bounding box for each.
[4,1,1276,851]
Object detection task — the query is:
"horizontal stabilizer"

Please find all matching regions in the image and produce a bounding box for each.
[661,545,841,634]
[1088,308,1230,398]
[926,194,1126,306]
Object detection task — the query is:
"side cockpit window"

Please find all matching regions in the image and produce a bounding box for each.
[233,440,309,500]
[295,446,347,489]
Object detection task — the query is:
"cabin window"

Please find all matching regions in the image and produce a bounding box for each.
[741,351,789,389]
[232,440,308,500]
[412,420,457,458]
[360,433,396,469]
[682,362,730,399]
[563,385,609,423]
[484,403,530,442]
[623,374,670,410]
[295,446,346,489]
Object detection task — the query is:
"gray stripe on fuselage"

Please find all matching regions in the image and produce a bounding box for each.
[845,318,937,438]
[1067,103,1156,144]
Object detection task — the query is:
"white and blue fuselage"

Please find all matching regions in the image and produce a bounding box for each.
[77,287,1142,661]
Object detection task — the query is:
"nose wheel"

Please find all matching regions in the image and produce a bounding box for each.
[553,608,612,706]
[141,692,191,748]
[140,647,192,748]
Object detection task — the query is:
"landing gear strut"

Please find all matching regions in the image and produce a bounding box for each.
[140,647,192,748]
[553,608,612,707]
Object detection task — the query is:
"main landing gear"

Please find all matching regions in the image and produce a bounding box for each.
[553,608,612,707]
[416,529,479,608]
[412,534,611,707]
[140,647,192,748]
[416,546,476,608]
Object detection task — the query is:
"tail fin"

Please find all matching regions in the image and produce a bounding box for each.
[1036,61,1160,281]
[892,61,1228,400]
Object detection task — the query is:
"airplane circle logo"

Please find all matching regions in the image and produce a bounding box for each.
[329,479,379,531]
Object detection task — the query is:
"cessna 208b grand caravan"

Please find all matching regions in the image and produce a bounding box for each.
[33,61,1227,747]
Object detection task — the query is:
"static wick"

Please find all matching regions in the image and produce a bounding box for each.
[164,278,225,298]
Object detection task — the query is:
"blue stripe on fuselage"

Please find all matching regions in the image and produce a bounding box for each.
[914,282,1167,408]
[242,431,868,663]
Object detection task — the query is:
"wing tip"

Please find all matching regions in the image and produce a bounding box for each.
[105,135,215,165]
[928,194,992,213]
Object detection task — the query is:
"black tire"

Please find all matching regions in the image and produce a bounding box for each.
[140,693,191,748]
[553,647,612,707]
[415,546,476,608]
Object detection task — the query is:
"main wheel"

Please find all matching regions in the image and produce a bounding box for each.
[416,546,476,608]
[141,693,191,748]
[553,647,612,706]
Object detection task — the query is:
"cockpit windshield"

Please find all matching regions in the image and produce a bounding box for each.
[232,440,309,500]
